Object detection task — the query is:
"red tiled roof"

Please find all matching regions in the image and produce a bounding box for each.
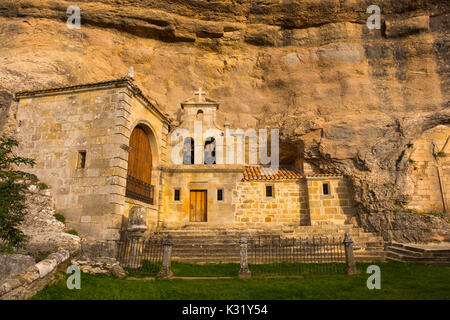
[243,166,304,181]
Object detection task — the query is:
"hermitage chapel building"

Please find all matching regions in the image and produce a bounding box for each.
[14,76,357,241]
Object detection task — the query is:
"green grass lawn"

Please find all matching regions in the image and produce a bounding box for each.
[32,262,450,300]
[127,261,346,277]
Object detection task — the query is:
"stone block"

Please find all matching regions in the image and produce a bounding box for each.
[324,207,337,214]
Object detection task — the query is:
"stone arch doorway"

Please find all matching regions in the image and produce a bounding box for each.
[126,125,154,204]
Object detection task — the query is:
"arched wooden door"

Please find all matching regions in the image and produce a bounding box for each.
[126,126,154,204]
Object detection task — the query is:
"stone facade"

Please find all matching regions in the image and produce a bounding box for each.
[407,125,449,213]
[15,78,170,241]
[306,176,356,226]
[233,181,306,226]
[232,176,356,228]
[162,168,242,228]
[13,78,368,240]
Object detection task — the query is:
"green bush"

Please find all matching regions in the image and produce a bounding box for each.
[53,214,66,224]
[66,229,78,236]
[37,182,49,190]
[0,137,38,253]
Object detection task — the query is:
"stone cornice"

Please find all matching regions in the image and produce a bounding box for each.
[161,166,244,174]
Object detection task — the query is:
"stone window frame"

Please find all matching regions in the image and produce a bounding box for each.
[77,150,87,169]
[265,183,275,199]
[322,182,330,195]
[321,181,334,199]
[216,188,224,201]
[174,189,181,201]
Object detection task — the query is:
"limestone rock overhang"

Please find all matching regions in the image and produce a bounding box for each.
[14,77,171,125]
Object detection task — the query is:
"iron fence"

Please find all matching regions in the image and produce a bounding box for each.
[116,236,165,275]
[248,235,346,276]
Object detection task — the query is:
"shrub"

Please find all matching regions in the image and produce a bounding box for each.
[437,151,446,157]
[66,229,78,236]
[54,214,66,224]
[37,182,49,190]
[0,137,38,253]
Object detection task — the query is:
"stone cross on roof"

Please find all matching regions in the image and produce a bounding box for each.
[194,88,206,102]
[127,66,134,80]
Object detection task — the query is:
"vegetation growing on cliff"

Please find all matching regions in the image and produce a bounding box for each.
[0,137,38,253]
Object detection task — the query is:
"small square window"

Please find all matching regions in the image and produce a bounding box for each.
[217,189,223,201]
[323,183,330,195]
[174,189,180,201]
[266,185,273,197]
[77,151,86,169]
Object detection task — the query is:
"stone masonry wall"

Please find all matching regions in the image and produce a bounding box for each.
[306,177,356,226]
[162,168,242,228]
[232,180,308,227]
[407,125,450,213]
[15,87,130,240]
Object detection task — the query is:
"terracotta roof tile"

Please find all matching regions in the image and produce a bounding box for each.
[243,166,304,181]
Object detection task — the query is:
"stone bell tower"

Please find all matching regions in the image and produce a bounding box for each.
[180,88,219,130]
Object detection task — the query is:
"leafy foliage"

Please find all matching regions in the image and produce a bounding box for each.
[0,137,38,252]
[54,214,66,224]
[66,229,79,236]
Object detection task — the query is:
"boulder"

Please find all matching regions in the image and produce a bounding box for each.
[0,254,35,282]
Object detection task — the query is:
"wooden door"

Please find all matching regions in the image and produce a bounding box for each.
[126,126,153,203]
[189,190,207,222]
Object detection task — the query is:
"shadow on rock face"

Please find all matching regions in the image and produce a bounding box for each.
[0,90,13,109]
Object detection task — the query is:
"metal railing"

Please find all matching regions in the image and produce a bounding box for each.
[125,175,154,205]
[116,236,165,275]
[247,235,347,275]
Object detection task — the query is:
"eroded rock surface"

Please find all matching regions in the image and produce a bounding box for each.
[0,254,35,282]
[18,186,81,259]
[71,257,127,278]
[361,211,450,243]
[0,0,448,242]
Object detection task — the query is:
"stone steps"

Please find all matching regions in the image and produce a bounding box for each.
[385,242,450,266]
[153,225,385,263]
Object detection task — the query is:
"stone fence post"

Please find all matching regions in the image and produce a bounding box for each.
[157,234,173,279]
[127,206,147,267]
[238,236,251,278]
[343,232,359,275]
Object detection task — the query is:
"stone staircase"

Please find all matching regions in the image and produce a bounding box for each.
[386,243,450,266]
[155,224,385,263]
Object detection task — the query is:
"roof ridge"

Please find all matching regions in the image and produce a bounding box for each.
[15,77,131,97]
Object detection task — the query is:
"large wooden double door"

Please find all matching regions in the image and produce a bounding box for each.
[126,126,154,204]
[189,190,207,222]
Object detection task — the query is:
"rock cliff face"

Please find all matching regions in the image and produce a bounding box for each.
[0,1,448,241]
[19,186,81,259]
